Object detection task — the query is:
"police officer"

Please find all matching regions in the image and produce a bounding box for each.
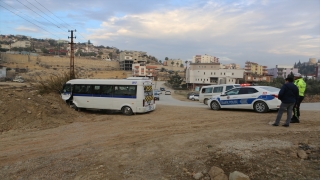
[291,73,306,123]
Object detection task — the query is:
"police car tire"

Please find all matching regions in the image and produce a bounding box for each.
[210,101,221,110]
[254,101,269,113]
[122,106,133,116]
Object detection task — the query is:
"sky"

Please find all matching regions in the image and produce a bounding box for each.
[0,0,319,67]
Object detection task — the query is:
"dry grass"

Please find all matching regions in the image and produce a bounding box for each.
[35,72,78,94]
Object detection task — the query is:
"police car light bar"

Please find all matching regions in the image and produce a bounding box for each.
[240,83,251,86]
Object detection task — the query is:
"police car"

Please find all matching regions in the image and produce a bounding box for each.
[207,86,281,113]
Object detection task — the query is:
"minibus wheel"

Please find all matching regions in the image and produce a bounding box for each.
[122,106,133,115]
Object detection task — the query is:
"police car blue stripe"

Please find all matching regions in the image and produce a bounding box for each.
[216,95,274,106]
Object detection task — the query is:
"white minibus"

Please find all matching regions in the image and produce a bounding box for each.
[60,77,156,115]
[199,84,240,104]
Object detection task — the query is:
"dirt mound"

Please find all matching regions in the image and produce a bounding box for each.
[0,85,80,133]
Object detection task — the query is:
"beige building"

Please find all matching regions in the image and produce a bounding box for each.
[186,63,245,90]
[192,54,219,63]
[163,59,183,67]
[119,51,148,70]
[244,61,267,75]
[132,63,158,78]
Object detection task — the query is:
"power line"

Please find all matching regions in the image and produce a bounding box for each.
[1,1,68,38]
[0,4,61,39]
[33,0,88,42]
[26,0,69,31]
[16,0,66,34]
[34,0,73,30]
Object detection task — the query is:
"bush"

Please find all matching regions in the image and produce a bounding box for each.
[35,72,79,94]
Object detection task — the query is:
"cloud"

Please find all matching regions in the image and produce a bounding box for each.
[15,26,38,32]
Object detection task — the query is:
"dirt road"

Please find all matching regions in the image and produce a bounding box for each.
[1,83,320,179]
[1,104,320,179]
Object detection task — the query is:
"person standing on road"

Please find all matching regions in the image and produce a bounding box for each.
[291,73,306,123]
[273,77,299,127]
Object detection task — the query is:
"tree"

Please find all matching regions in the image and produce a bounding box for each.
[41,47,49,54]
[160,67,166,72]
[165,57,169,60]
[159,60,162,64]
[171,61,174,66]
[287,71,294,78]
[180,64,184,68]
[167,72,183,88]
[176,62,179,67]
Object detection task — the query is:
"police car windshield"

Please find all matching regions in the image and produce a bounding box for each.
[234,85,241,87]
[260,86,280,92]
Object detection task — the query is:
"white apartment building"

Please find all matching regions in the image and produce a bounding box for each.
[192,54,219,63]
[267,65,298,79]
[186,63,244,90]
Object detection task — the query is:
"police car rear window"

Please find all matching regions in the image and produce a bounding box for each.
[260,86,280,92]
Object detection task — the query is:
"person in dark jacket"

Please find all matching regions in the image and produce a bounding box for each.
[272,77,299,127]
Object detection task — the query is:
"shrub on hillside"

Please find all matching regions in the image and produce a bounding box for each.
[36,72,78,94]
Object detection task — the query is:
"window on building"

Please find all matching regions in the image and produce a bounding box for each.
[204,72,205,75]
[214,72,216,75]
[232,73,234,75]
[211,72,212,75]
[224,73,225,75]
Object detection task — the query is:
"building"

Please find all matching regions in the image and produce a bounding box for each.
[192,54,219,63]
[186,63,245,90]
[132,62,158,79]
[244,61,268,75]
[308,58,317,65]
[0,65,7,78]
[316,64,320,81]
[244,61,272,83]
[163,59,183,67]
[267,65,298,79]
[222,63,241,69]
[11,41,31,48]
[119,51,148,71]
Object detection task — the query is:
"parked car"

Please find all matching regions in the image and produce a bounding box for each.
[12,76,24,83]
[207,86,281,113]
[154,89,161,95]
[189,94,199,101]
[199,84,241,105]
[160,87,166,91]
[154,91,160,100]
[187,92,198,98]
[165,90,171,95]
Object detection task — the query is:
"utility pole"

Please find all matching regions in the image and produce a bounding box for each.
[68,30,76,79]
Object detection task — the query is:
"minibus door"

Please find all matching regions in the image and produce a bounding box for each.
[61,83,72,101]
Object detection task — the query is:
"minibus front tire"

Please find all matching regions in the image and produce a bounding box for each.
[122,106,133,116]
